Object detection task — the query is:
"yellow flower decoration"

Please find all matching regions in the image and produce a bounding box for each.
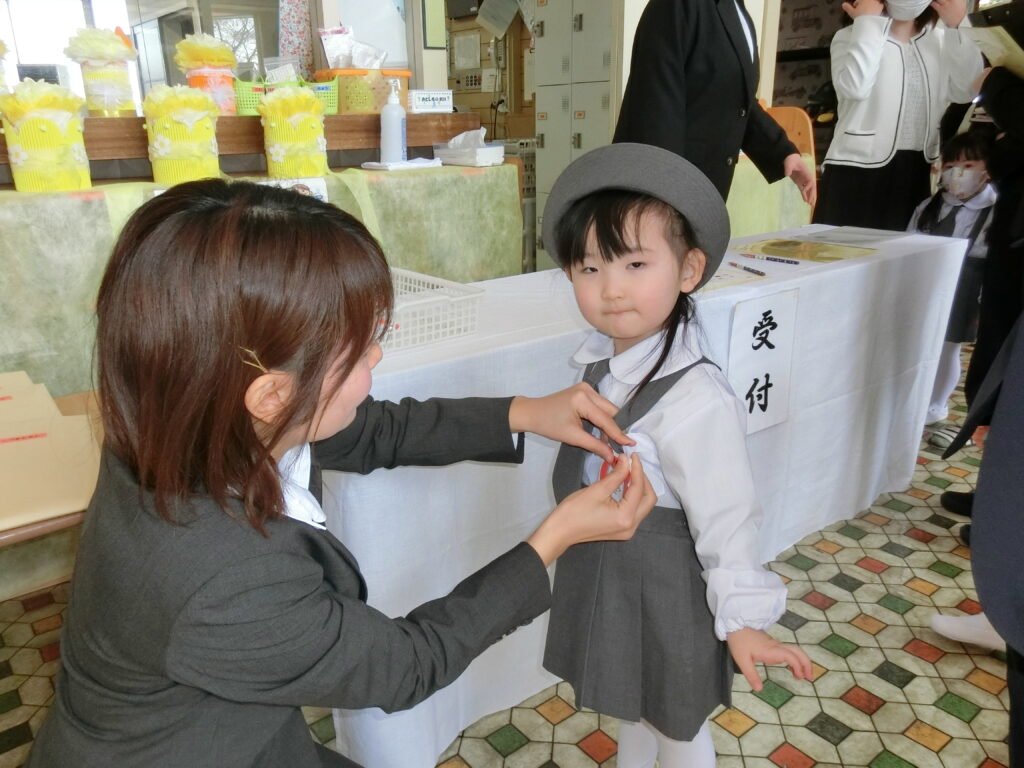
[143,84,218,121]
[64,28,137,62]
[0,79,85,124]
[174,33,237,72]
[257,86,324,121]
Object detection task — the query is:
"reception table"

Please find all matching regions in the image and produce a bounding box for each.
[323,226,967,766]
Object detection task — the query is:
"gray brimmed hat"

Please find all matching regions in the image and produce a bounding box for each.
[542,143,730,290]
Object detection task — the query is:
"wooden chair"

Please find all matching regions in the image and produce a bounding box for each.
[767,104,816,168]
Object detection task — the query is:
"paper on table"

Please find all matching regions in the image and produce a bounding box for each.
[961,26,1024,80]
[360,158,443,171]
[0,414,100,531]
[744,238,877,262]
[799,226,910,247]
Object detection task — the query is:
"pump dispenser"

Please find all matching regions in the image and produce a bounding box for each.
[379,78,407,163]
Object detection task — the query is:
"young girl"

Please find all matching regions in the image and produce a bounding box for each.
[541,144,812,768]
[26,179,658,768]
[907,131,996,444]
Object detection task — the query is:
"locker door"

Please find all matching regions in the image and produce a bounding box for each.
[533,0,573,87]
[570,0,613,84]
[535,84,573,197]
[569,81,611,162]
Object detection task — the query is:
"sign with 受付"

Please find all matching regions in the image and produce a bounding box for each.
[727,289,798,434]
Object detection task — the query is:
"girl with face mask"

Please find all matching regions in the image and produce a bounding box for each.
[812,0,983,231]
[906,131,996,441]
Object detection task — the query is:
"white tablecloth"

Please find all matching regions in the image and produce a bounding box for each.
[324,226,967,766]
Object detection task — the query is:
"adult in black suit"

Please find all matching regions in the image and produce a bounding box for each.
[941,66,1024,519]
[613,0,816,204]
[939,315,1024,764]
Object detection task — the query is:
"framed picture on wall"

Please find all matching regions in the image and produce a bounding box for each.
[423,0,447,49]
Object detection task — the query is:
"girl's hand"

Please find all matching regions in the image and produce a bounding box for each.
[931,0,967,28]
[841,0,885,20]
[527,454,656,566]
[510,384,635,464]
[727,628,814,691]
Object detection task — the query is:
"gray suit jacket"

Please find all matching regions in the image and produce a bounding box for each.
[27,396,550,767]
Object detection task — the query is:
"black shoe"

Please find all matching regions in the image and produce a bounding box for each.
[940,490,974,518]
[959,524,971,547]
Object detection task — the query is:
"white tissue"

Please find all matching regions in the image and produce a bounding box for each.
[447,127,488,148]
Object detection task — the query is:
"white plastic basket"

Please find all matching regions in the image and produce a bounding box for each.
[382,268,484,350]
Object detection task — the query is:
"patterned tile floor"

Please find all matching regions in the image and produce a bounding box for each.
[0,371,1008,768]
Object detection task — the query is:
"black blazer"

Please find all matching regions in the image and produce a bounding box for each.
[613,0,797,200]
[27,397,550,768]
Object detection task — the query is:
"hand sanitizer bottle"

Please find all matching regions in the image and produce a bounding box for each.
[380,79,407,164]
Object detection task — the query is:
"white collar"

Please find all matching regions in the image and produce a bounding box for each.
[941,183,996,211]
[278,443,327,530]
[572,324,704,385]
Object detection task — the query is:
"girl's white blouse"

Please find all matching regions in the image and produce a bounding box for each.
[574,325,787,640]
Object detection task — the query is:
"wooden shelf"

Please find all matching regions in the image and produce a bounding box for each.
[776,47,831,63]
[0,112,481,165]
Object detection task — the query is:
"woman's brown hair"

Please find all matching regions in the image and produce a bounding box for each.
[96,179,393,531]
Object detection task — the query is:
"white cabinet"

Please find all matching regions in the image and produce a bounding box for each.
[532,0,618,268]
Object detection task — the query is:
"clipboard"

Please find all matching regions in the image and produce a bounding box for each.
[966,2,1024,80]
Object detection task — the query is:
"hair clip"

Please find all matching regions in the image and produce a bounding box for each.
[238,346,269,374]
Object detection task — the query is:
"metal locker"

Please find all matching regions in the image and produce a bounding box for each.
[570,0,613,84]
[570,81,612,161]
[533,0,573,87]
[534,84,573,197]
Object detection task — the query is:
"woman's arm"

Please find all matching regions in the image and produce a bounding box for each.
[831,14,890,101]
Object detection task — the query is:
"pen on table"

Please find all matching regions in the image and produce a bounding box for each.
[740,252,801,265]
[728,260,766,277]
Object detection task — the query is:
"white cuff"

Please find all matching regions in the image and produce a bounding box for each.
[705,568,788,641]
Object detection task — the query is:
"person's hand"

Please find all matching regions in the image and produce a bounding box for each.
[784,153,817,207]
[509,384,634,464]
[931,0,967,28]
[726,627,814,691]
[526,453,656,566]
[973,67,993,96]
[841,0,885,19]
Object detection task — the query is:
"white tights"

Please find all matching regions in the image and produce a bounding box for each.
[927,341,962,424]
[615,719,715,768]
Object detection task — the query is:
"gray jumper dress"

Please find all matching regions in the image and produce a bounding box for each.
[542,358,733,741]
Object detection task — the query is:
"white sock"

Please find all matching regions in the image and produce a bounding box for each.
[930,612,1006,651]
[927,342,962,424]
[616,720,716,768]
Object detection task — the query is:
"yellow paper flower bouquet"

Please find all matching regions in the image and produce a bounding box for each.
[174,34,237,115]
[64,28,138,116]
[143,85,221,187]
[258,87,328,179]
[0,79,90,193]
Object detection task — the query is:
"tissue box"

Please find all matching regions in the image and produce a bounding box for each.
[433,141,505,167]
[313,68,410,114]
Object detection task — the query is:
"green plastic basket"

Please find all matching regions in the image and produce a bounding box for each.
[234,79,267,116]
[307,79,339,115]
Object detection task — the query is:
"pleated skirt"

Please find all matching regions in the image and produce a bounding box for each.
[542,507,732,741]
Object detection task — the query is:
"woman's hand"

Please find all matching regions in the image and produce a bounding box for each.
[931,0,967,28]
[509,384,634,464]
[841,0,885,20]
[727,628,814,691]
[784,153,817,207]
[527,453,656,566]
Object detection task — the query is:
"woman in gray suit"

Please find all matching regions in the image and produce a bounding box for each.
[26,180,656,768]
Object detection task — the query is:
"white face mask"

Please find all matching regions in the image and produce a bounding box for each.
[886,0,930,20]
[941,167,988,200]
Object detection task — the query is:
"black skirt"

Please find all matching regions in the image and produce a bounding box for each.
[945,256,985,343]
[813,150,932,231]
